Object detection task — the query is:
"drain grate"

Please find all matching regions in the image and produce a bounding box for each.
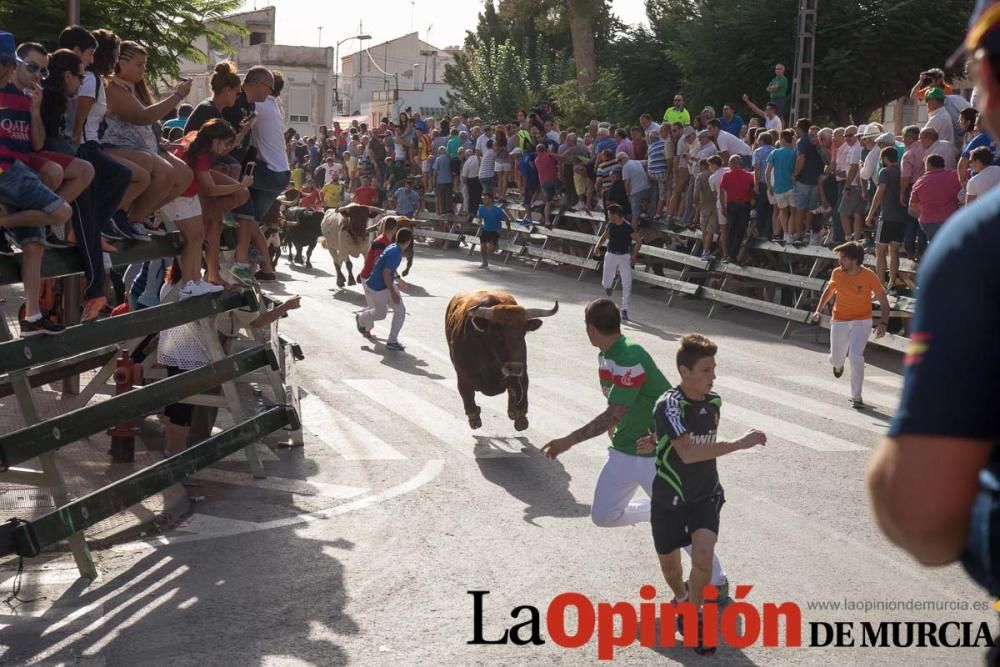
[0,489,56,512]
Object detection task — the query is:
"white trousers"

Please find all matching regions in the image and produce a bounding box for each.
[359,284,405,343]
[829,318,870,399]
[592,448,727,585]
[601,252,632,312]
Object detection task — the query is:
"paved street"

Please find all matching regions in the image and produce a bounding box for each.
[0,242,991,666]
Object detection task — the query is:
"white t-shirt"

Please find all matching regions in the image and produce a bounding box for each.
[461,155,480,179]
[860,148,881,184]
[764,115,783,132]
[546,130,560,143]
[622,159,650,192]
[967,165,1000,199]
[476,132,492,155]
[925,108,954,146]
[251,96,290,172]
[843,142,863,186]
[715,130,752,156]
[927,139,959,170]
[74,71,107,143]
[708,167,730,218]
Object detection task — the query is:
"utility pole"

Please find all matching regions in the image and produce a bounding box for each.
[789,0,817,126]
[66,0,80,23]
[317,26,323,47]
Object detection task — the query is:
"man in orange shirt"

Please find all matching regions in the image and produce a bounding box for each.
[811,241,891,409]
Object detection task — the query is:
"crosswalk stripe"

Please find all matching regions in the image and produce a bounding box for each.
[299,393,407,460]
[343,379,525,458]
[713,376,890,435]
[193,467,370,499]
[867,375,904,389]
[779,375,900,410]
[724,404,869,452]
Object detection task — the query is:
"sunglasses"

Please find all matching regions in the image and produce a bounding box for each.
[24,62,49,78]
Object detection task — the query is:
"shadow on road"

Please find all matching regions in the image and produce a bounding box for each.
[641,618,761,666]
[398,282,431,298]
[474,439,591,526]
[331,289,368,308]
[365,344,446,380]
[0,530,359,665]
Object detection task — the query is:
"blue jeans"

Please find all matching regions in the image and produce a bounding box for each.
[629,188,651,221]
[755,182,773,239]
[0,160,63,213]
[249,165,291,223]
[920,222,943,243]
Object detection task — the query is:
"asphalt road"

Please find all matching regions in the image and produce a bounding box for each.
[0,240,992,666]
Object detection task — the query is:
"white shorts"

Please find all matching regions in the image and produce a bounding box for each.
[495,161,511,172]
[773,190,794,209]
[160,194,202,222]
[422,159,432,174]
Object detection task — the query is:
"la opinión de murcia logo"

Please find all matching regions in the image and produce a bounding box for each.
[467,587,996,659]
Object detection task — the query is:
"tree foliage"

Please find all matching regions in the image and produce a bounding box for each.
[0,0,244,85]
[651,0,974,125]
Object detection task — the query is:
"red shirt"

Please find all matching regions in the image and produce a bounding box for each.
[360,233,391,280]
[353,186,378,206]
[173,150,213,198]
[534,152,559,184]
[720,168,755,204]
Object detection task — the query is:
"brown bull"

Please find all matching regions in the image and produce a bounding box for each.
[445,290,558,431]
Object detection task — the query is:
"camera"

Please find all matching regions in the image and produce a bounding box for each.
[921,76,933,86]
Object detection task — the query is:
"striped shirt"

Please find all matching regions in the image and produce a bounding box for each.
[647,139,667,176]
[478,149,496,179]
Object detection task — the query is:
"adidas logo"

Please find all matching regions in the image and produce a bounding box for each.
[699,408,708,415]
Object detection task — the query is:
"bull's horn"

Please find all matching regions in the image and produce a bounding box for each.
[523,301,559,319]
[468,306,496,320]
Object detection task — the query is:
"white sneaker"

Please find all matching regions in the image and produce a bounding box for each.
[179,280,224,300]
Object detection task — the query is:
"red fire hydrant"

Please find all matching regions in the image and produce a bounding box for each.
[107,350,142,462]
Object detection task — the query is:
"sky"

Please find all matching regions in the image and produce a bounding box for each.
[237,0,649,51]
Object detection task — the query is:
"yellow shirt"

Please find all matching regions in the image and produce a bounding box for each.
[830,267,885,321]
[321,183,343,208]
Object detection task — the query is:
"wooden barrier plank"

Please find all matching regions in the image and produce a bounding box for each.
[413,228,464,242]
[4,405,296,557]
[534,227,600,244]
[638,245,712,270]
[0,232,184,286]
[525,246,599,271]
[716,263,826,291]
[0,346,276,470]
[700,286,812,323]
[0,347,116,399]
[633,271,700,294]
[0,289,257,376]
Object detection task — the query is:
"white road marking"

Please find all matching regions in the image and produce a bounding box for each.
[713,376,890,435]
[299,393,407,460]
[110,460,444,549]
[867,375,904,389]
[193,467,370,499]
[779,375,900,410]
[345,378,524,458]
[724,404,870,452]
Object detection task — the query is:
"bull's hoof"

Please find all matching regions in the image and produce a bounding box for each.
[347,277,356,286]
[336,278,345,288]
[468,414,483,430]
[306,260,313,269]
[513,417,529,431]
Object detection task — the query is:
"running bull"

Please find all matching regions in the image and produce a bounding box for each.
[445,290,558,431]
[321,202,383,287]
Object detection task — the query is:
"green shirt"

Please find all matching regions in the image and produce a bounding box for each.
[447,135,462,158]
[663,107,691,126]
[768,75,789,101]
[598,336,671,456]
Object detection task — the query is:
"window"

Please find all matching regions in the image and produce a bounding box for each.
[249,32,267,46]
[290,114,310,123]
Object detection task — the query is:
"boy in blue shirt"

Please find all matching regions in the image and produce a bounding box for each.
[475,193,512,269]
[356,228,413,351]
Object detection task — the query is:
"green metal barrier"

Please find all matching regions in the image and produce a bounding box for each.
[0,405,300,557]
[0,345,277,471]
[0,289,258,375]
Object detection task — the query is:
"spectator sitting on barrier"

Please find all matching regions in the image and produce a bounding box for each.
[908,153,961,243]
[40,47,133,322]
[0,32,74,336]
[103,41,193,240]
[966,145,1000,204]
[165,118,252,295]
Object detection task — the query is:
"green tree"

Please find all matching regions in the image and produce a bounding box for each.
[650,0,973,125]
[0,0,244,84]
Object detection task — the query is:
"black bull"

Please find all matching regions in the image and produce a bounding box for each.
[445,291,558,431]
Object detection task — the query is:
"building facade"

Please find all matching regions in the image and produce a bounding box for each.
[338,32,459,124]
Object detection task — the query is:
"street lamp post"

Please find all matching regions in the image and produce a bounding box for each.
[334,33,371,116]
